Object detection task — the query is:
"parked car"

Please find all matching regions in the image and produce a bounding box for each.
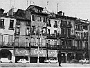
[17,59,29,63]
[0,58,12,63]
[79,59,89,64]
[44,58,58,63]
[70,59,79,63]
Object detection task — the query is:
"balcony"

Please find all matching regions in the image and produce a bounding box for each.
[47,45,59,49]
[81,36,88,41]
[75,36,81,40]
[47,34,59,39]
[67,35,76,39]
[14,42,30,48]
[67,24,72,28]
[0,42,14,48]
[59,34,66,39]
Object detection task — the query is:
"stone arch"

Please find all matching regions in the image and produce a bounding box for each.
[0,49,12,60]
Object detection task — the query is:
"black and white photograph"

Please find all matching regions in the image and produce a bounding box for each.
[0,0,90,67]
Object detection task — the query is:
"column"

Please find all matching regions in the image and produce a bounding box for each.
[12,50,15,63]
[65,53,67,63]
[12,56,15,63]
[28,56,30,63]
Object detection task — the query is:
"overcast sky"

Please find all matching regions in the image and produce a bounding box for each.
[0,0,90,20]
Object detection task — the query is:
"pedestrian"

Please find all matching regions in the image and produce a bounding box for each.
[58,50,62,66]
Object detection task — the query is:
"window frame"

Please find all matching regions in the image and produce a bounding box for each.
[9,20,14,30]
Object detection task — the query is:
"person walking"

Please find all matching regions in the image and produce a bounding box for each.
[58,50,62,66]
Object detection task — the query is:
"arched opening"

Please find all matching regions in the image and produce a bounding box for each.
[0,49,12,60]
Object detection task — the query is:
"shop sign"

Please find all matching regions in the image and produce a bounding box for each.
[15,49,29,56]
[48,50,57,57]
[30,48,47,57]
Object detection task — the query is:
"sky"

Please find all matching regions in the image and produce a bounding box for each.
[0,0,90,20]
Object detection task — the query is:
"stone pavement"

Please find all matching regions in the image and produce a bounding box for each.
[0,63,90,67]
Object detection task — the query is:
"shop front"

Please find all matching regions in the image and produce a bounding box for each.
[30,48,47,63]
[0,49,14,62]
[14,48,30,63]
[48,50,57,59]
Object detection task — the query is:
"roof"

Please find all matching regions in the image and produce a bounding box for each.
[26,5,43,11]
[14,9,30,21]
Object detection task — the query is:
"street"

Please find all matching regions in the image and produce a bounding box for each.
[0,63,90,67]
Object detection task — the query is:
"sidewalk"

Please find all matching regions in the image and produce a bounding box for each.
[0,63,90,67]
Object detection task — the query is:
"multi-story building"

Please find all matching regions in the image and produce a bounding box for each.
[56,11,76,63]
[46,12,60,61]
[0,9,16,62]
[75,19,89,60]
[14,9,31,63]
[26,5,48,63]
[0,5,89,63]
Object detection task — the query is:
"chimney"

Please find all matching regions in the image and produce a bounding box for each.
[0,8,4,15]
[57,11,62,16]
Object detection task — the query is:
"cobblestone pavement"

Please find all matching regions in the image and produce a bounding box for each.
[0,63,90,67]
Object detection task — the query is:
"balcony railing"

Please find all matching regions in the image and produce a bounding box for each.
[14,42,29,47]
[67,35,76,39]
[0,42,14,47]
[59,34,66,39]
[47,44,59,49]
[67,24,72,28]
[47,34,59,39]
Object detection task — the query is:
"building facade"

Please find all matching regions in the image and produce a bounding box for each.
[75,19,89,60]
[26,5,48,63]
[0,9,16,62]
[0,5,89,63]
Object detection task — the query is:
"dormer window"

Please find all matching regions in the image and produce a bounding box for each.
[9,20,14,30]
[0,19,4,28]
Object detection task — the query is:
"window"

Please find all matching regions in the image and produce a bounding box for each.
[15,27,20,35]
[9,20,14,29]
[14,37,19,46]
[31,26,35,35]
[26,27,30,36]
[26,21,30,26]
[61,28,64,35]
[54,30,57,36]
[0,19,4,28]
[16,20,20,25]
[42,28,46,35]
[54,21,58,28]
[48,29,50,35]
[40,17,42,21]
[25,38,29,47]
[81,33,83,39]
[8,35,13,46]
[43,17,46,22]
[32,15,35,21]
[47,20,51,27]
[67,28,71,37]
[60,20,67,27]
